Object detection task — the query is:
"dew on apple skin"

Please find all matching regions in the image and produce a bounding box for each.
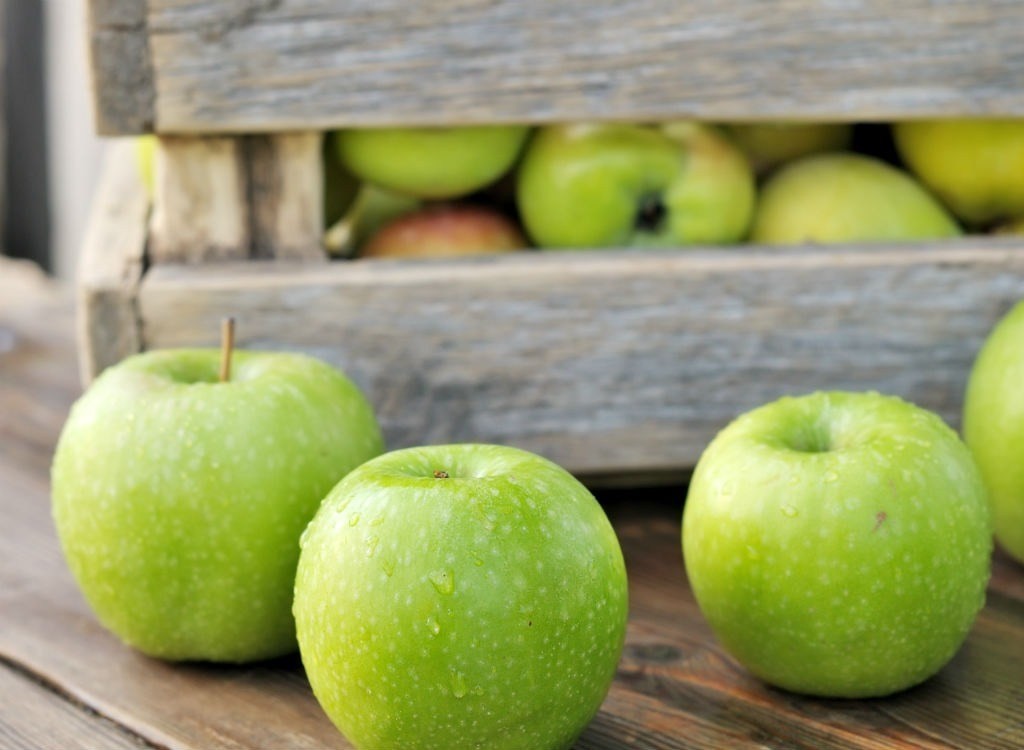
[365,535,380,557]
[426,616,442,637]
[449,670,468,699]
[780,504,799,518]
[348,511,361,527]
[429,569,455,595]
[824,470,840,483]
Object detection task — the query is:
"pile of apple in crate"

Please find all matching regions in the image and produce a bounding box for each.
[58,119,1024,749]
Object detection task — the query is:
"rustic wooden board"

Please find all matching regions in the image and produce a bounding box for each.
[76,139,148,385]
[134,242,1024,478]
[0,663,154,750]
[88,0,1024,135]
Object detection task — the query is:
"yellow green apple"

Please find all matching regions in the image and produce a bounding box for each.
[684,391,992,697]
[52,347,385,662]
[516,121,755,249]
[894,119,1024,227]
[963,299,1024,564]
[724,121,853,174]
[294,443,629,749]
[336,125,530,200]
[750,153,961,244]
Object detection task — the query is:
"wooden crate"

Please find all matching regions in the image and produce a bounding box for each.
[80,1,1024,481]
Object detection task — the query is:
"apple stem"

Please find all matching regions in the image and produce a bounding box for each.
[219,317,236,383]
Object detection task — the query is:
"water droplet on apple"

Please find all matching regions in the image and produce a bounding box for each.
[824,470,839,483]
[780,504,798,517]
[380,557,395,578]
[365,535,380,557]
[450,670,468,698]
[429,569,455,595]
[720,480,736,497]
[426,616,441,637]
[370,515,385,526]
[348,512,361,527]
[472,556,484,567]
[788,475,801,486]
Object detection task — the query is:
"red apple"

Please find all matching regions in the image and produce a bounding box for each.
[360,203,527,259]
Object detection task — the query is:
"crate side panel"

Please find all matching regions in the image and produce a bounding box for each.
[136,246,1024,476]
[114,0,1024,134]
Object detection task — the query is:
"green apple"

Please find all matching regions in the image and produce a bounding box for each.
[336,125,530,200]
[683,391,992,698]
[294,443,629,750]
[894,119,1024,227]
[516,122,755,249]
[322,132,360,228]
[360,203,527,259]
[51,347,384,662]
[963,300,1024,564]
[750,153,961,244]
[135,134,156,196]
[324,182,422,257]
[723,121,853,174]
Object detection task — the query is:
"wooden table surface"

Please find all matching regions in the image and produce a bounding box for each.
[2,259,1023,750]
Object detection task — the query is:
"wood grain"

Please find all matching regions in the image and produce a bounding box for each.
[0,663,155,750]
[74,139,148,385]
[148,135,250,264]
[88,0,153,134]
[247,131,327,262]
[133,242,1024,478]
[87,0,1024,135]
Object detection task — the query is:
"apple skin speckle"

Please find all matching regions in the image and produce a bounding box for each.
[51,348,384,663]
[683,391,993,698]
[294,444,629,750]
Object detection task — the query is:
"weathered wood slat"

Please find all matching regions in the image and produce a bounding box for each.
[148,135,250,264]
[0,664,155,750]
[75,139,148,385]
[134,242,1024,478]
[88,0,1024,135]
[247,132,327,262]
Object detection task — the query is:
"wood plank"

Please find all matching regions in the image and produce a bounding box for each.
[247,131,327,262]
[136,241,1024,478]
[88,0,153,134]
[86,0,1024,135]
[76,139,148,385]
[148,135,250,264]
[0,662,156,750]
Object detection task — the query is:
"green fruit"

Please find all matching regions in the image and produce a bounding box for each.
[52,348,384,662]
[337,125,530,200]
[683,391,992,698]
[894,119,1024,227]
[516,122,755,249]
[724,121,853,173]
[750,153,961,244]
[294,444,629,750]
[136,135,156,196]
[963,300,1024,563]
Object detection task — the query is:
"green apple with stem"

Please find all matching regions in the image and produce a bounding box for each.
[51,320,385,662]
[750,153,961,244]
[515,121,755,249]
[294,443,629,750]
[894,119,1024,227]
[723,121,853,174]
[963,300,1024,564]
[683,391,992,698]
[336,125,531,200]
